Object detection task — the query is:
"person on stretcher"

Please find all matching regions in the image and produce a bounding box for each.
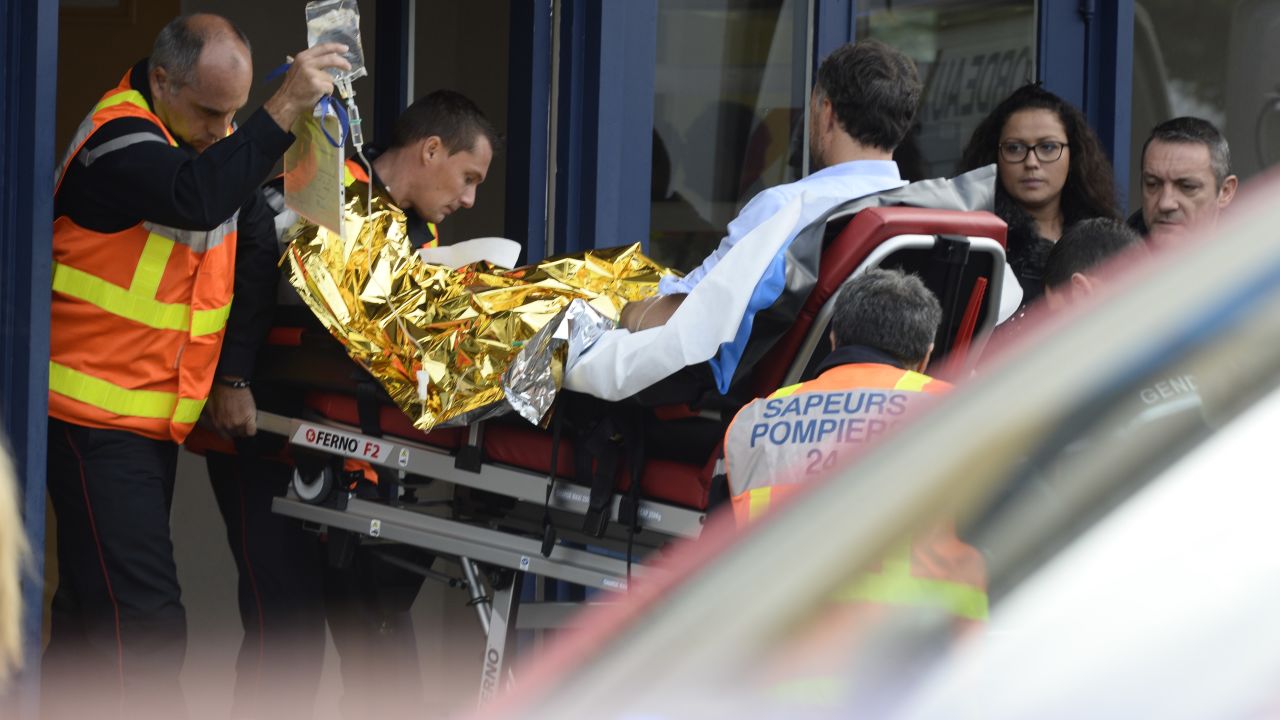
[620,40,920,333]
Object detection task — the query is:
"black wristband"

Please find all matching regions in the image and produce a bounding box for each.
[215,376,252,389]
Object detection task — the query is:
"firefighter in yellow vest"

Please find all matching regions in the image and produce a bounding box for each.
[44,14,349,715]
[724,268,987,632]
[192,91,497,718]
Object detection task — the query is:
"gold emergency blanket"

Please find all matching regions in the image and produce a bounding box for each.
[283,181,674,431]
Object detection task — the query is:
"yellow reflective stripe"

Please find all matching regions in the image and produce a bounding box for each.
[53,262,230,336]
[129,233,173,296]
[769,383,804,399]
[191,303,232,337]
[835,572,989,621]
[746,487,772,522]
[894,371,930,392]
[53,227,231,336]
[343,164,357,186]
[50,361,173,420]
[425,222,439,248]
[174,397,207,424]
[53,262,191,331]
[49,363,205,424]
[94,89,149,114]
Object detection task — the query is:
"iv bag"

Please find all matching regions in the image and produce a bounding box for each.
[305,0,368,84]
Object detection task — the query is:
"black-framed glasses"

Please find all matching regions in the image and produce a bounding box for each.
[999,141,1069,163]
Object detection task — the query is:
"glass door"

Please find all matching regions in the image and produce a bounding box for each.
[649,0,811,271]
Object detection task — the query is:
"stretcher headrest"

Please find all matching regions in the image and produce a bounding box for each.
[751,207,1007,397]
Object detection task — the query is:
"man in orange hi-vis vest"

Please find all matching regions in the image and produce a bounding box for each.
[724,269,987,638]
[44,14,349,717]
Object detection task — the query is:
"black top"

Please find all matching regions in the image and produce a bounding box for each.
[814,344,906,376]
[55,59,294,378]
[996,191,1056,308]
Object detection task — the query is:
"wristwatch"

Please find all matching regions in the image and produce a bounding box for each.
[214,376,252,389]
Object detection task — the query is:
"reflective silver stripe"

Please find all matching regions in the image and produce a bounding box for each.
[78,132,168,167]
[724,389,931,496]
[143,212,239,254]
[56,114,99,188]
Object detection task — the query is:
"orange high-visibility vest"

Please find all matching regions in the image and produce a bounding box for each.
[724,363,987,623]
[49,69,239,443]
[725,363,950,525]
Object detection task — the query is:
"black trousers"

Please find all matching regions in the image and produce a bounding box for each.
[208,445,426,719]
[206,448,327,718]
[43,418,186,720]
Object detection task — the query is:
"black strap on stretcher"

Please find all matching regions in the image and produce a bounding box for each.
[577,400,647,579]
[352,380,388,495]
[539,408,564,557]
[579,412,623,538]
[456,420,484,473]
[538,397,648,573]
[620,408,645,580]
[928,234,972,360]
[355,380,384,438]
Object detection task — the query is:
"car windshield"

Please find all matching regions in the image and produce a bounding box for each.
[487,178,1280,720]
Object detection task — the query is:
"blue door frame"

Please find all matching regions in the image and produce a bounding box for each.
[371,0,413,150]
[1039,0,1136,212]
[0,0,55,715]
[506,0,554,264]
[552,0,657,257]
[816,0,857,66]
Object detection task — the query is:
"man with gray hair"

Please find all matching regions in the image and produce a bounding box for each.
[723,268,950,524]
[828,267,943,372]
[1134,117,1238,246]
[45,13,348,717]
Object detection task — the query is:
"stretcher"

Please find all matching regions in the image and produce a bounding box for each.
[260,205,1010,703]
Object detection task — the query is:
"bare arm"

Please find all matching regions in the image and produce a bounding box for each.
[620,294,686,332]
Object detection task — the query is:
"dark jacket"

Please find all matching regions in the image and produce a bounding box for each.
[1127,209,1150,238]
[996,191,1055,307]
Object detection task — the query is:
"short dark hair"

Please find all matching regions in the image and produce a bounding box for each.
[814,40,921,152]
[831,269,941,366]
[1142,116,1232,188]
[1043,218,1145,289]
[391,90,502,155]
[151,14,251,88]
[959,84,1120,225]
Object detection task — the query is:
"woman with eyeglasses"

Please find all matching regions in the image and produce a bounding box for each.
[960,84,1120,306]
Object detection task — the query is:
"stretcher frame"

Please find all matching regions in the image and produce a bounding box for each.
[265,207,1010,705]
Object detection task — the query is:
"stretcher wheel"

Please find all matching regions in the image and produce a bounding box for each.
[293,464,336,504]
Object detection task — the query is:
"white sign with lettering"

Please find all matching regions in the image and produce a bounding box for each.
[292,423,390,463]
